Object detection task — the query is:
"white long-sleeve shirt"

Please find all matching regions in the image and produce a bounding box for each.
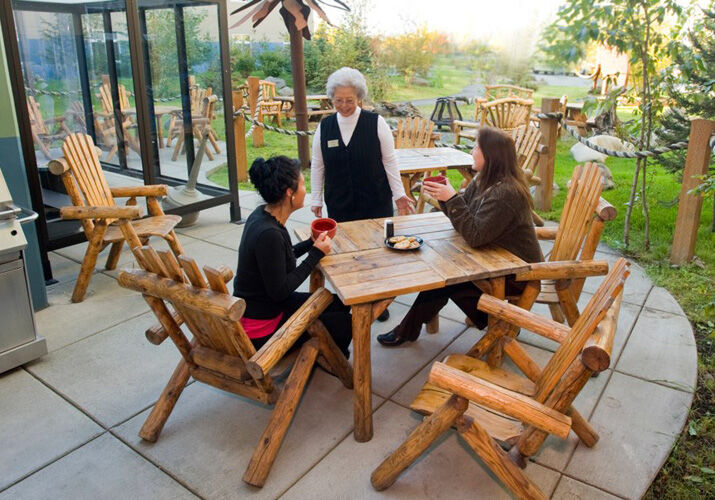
[310,107,406,207]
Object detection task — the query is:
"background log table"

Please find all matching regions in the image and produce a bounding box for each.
[396,148,475,202]
[295,212,530,442]
[274,95,334,120]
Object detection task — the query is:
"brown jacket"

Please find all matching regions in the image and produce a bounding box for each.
[440,180,542,264]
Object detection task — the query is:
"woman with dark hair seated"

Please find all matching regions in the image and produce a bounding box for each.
[233,156,352,357]
[377,127,543,347]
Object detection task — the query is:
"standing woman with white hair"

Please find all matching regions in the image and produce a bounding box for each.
[310,67,414,321]
[310,67,414,223]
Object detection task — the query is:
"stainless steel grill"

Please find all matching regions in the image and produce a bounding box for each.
[0,168,46,373]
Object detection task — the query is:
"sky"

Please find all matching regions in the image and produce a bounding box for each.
[329,0,565,45]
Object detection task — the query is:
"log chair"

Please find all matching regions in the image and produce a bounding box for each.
[49,133,184,302]
[371,258,630,499]
[117,246,353,488]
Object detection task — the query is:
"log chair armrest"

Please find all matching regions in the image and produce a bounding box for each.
[514,260,609,282]
[581,291,623,373]
[246,287,333,380]
[428,362,571,439]
[110,185,169,198]
[597,197,617,221]
[535,226,558,240]
[60,205,142,220]
[452,120,478,129]
[477,294,570,343]
[48,157,70,176]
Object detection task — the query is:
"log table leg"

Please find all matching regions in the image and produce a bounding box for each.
[352,303,373,442]
[309,268,324,293]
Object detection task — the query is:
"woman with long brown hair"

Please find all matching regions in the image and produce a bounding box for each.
[378,127,543,346]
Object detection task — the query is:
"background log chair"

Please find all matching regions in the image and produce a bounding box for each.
[170,94,221,161]
[511,125,545,186]
[49,133,183,302]
[97,75,141,156]
[27,95,72,160]
[453,97,534,145]
[371,259,629,499]
[117,246,353,488]
[258,79,283,127]
[393,116,437,149]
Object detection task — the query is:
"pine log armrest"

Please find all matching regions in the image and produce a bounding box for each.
[513,260,609,281]
[119,248,353,488]
[49,133,184,302]
[59,205,142,220]
[477,293,571,343]
[535,226,558,240]
[371,259,630,499]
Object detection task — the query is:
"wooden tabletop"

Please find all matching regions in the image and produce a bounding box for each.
[296,212,529,305]
[395,148,474,174]
[274,95,330,102]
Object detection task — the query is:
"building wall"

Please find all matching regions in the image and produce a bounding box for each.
[0,23,48,310]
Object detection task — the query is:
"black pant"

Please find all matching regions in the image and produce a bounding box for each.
[250,292,352,358]
[393,282,488,341]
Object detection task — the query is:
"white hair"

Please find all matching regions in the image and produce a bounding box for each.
[326,67,368,100]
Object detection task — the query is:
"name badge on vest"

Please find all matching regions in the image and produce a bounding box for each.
[327,139,339,148]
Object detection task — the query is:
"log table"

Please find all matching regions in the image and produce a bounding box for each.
[274,95,334,120]
[295,212,530,442]
[396,148,475,203]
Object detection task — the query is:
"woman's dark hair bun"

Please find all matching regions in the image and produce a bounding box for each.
[249,155,301,204]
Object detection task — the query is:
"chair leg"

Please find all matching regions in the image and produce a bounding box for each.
[71,223,107,303]
[371,394,468,491]
[207,128,221,154]
[307,320,353,389]
[105,241,124,270]
[567,407,599,447]
[172,132,184,161]
[457,416,547,500]
[426,315,439,334]
[243,340,319,488]
[139,357,191,442]
[548,303,566,324]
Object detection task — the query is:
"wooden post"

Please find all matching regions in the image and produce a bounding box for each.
[247,76,263,147]
[287,20,311,168]
[352,303,373,442]
[670,119,715,265]
[232,90,248,182]
[534,98,560,211]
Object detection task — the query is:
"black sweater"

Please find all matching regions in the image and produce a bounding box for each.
[233,205,324,318]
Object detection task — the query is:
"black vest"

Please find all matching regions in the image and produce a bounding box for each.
[320,110,393,222]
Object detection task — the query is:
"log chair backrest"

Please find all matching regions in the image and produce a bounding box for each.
[510,125,542,175]
[60,133,115,210]
[394,117,435,149]
[479,98,533,132]
[550,163,603,262]
[485,84,535,101]
[27,96,48,135]
[99,75,131,114]
[259,80,277,101]
[534,258,630,400]
[117,246,268,388]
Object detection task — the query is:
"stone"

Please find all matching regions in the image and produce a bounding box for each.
[552,476,621,499]
[264,76,286,89]
[26,312,185,428]
[277,86,294,97]
[0,369,102,491]
[570,135,635,163]
[0,433,195,500]
[411,76,430,87]
[373,101,423,118]
[565,162,615,190]
[565,372,692,499]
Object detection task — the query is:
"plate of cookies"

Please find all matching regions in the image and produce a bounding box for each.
[385,235,423,251]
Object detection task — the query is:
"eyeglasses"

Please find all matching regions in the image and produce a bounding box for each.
[332,98,356,106]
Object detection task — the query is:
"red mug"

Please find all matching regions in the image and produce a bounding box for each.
[423,175,447,185]
[311,218,337,240]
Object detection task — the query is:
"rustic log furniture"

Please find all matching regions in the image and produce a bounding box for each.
[393,117,436,149]
[257,80,283,127]
[26,95,72,160]
[170,94,221,161]
[274,94,334,120]
[371,258,630,499]
[48,133,183,302]
[117,246,353,488]
[97,76,141,157]
[294,212,532,443]
[453,97,534,145]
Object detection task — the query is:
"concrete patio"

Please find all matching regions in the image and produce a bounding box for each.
[0,189,697,500]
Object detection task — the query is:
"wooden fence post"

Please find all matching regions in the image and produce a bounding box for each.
[232,90,247,182]
[670,119,715,265]
[247,76,263,147]
[534,98,560,211]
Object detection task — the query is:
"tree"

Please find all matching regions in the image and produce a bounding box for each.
[543,0,684,249]
[656,4,715,231]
